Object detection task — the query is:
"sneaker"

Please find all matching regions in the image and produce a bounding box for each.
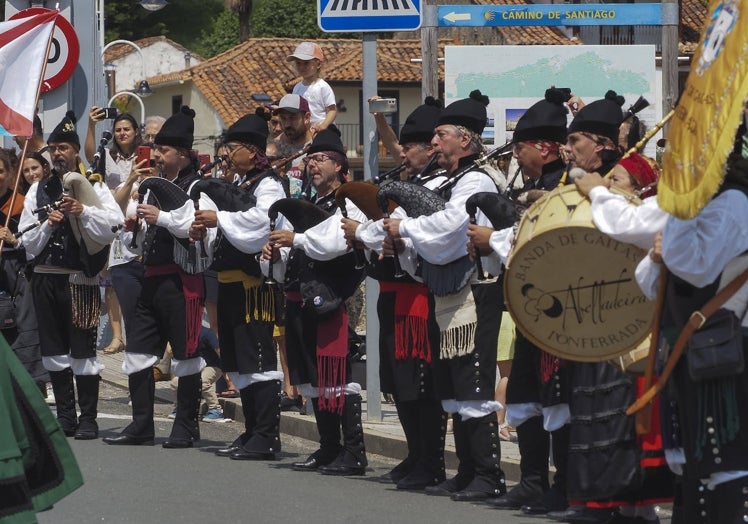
[45,383,56,406]
[202,408,224,422]
[168,408,177,419]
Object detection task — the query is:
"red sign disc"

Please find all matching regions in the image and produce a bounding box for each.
[10,8,80,92]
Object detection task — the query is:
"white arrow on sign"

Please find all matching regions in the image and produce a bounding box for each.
[443,11,471,23]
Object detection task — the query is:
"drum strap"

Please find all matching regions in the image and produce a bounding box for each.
[627,267,748,418]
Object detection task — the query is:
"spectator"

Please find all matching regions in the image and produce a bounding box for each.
[287,42,337,133]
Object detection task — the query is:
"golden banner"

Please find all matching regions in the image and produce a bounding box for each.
[658,0,748,219]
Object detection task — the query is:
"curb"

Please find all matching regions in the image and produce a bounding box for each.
[100,372,521,482]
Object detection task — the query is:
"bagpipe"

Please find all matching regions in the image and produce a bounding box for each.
[267,197,364,311]
[376,180,476,296]
[189,178,259,273]
[137,177,210,274]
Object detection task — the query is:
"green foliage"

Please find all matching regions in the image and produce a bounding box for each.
[250,0,359,39]
[194,10,241,58]
[104,0,226,50]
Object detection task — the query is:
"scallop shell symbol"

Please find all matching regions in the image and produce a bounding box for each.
[484,10,496,21]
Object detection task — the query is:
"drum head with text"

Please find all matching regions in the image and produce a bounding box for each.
[505,186,654,361]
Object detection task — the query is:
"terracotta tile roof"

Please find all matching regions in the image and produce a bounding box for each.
[681,0,708,49]
[150,38,452,126]
[103,36,204,63]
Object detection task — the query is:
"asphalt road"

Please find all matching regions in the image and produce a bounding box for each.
[37,381,671,524]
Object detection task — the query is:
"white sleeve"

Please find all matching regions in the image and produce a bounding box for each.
[216,177,286,254]
[489,227,515,266]
[399,172,498,265]
[661,190,748,288]
[635,255,662,301]
[18,182,52,258]
[293,201,367,261]
[589,187,668,250]
[356,218,386,252]
[77,182,123,244]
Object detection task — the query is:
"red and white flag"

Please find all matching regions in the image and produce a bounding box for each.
[0,10,58,137]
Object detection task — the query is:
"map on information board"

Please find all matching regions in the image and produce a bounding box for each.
[445,45,659,152]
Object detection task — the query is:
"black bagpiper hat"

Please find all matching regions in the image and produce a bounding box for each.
[224,108,270,154]
[307,128,345,156]
[513,88,569,144]
[399,96,442,145]
[568,90,625,145]
[155,105,195,150]
[437,89,489,135]
[48,110,80,148]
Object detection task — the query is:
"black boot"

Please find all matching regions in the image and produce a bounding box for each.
[292,398,342,471]
[451,413,506,501]
[397,399,447,490]
[163,373,201,448]
[74,375,100,440]
[216,384,256,457]
[425,413,474,496]
[319,394,367,476]
[380,399,420,484]
[49,368,77,436]
[521,424,569,514]
[104,367,155,445]
[231,380,282,460]
[490,415,550,509]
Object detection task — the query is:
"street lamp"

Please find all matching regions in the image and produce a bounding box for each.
[139,0,168,11]
[109,92,146,133]
[101,39,152,97]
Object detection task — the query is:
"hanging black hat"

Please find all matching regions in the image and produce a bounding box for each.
[399,96,442,145]
[224,108,270,154]
[567,90,625,145]
[307,128,345,156]
[437,89,489,135]
[155,105,195,150]
[513,88,568,144]
[48,110,80,148]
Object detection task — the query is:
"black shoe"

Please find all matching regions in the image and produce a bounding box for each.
[229,449,276,461]
[396,464,444,491]
[547,507,617,524]
[60,424,77,437]
[74,428,99,440]
[162,438,194,449]
[292,452,336,472]
[215,446,241,457]
[521,487,568,515]
[424,477,462,497]
[487,483,544,510]
[451,489,497,502]
[103,434,154,446]
[318,463,365,476]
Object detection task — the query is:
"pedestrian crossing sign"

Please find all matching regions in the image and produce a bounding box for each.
[318,0,422,32]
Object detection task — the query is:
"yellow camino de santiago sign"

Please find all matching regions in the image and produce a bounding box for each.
[658,0,748,219]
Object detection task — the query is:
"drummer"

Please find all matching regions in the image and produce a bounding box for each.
[469,88,573,515]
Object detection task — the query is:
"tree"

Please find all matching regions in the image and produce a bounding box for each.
[231,0,252,43]
[104,0,226,50]
[195,10,240,58]
[250,0,359,39]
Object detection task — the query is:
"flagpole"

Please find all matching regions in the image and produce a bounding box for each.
[0,12,59,255]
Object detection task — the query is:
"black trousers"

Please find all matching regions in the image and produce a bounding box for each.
[32,273,96,359]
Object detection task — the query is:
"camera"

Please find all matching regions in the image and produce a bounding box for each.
[368,98,397,114]
[101,107,118,119]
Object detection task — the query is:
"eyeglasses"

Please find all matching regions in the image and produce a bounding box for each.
[47,144,72,153]
[303,153,331,165]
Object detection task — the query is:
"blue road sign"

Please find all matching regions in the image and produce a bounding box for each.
[318,0,422,32]
[438,3,664,27]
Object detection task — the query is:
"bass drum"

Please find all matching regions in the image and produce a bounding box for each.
[504,184,654,362]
